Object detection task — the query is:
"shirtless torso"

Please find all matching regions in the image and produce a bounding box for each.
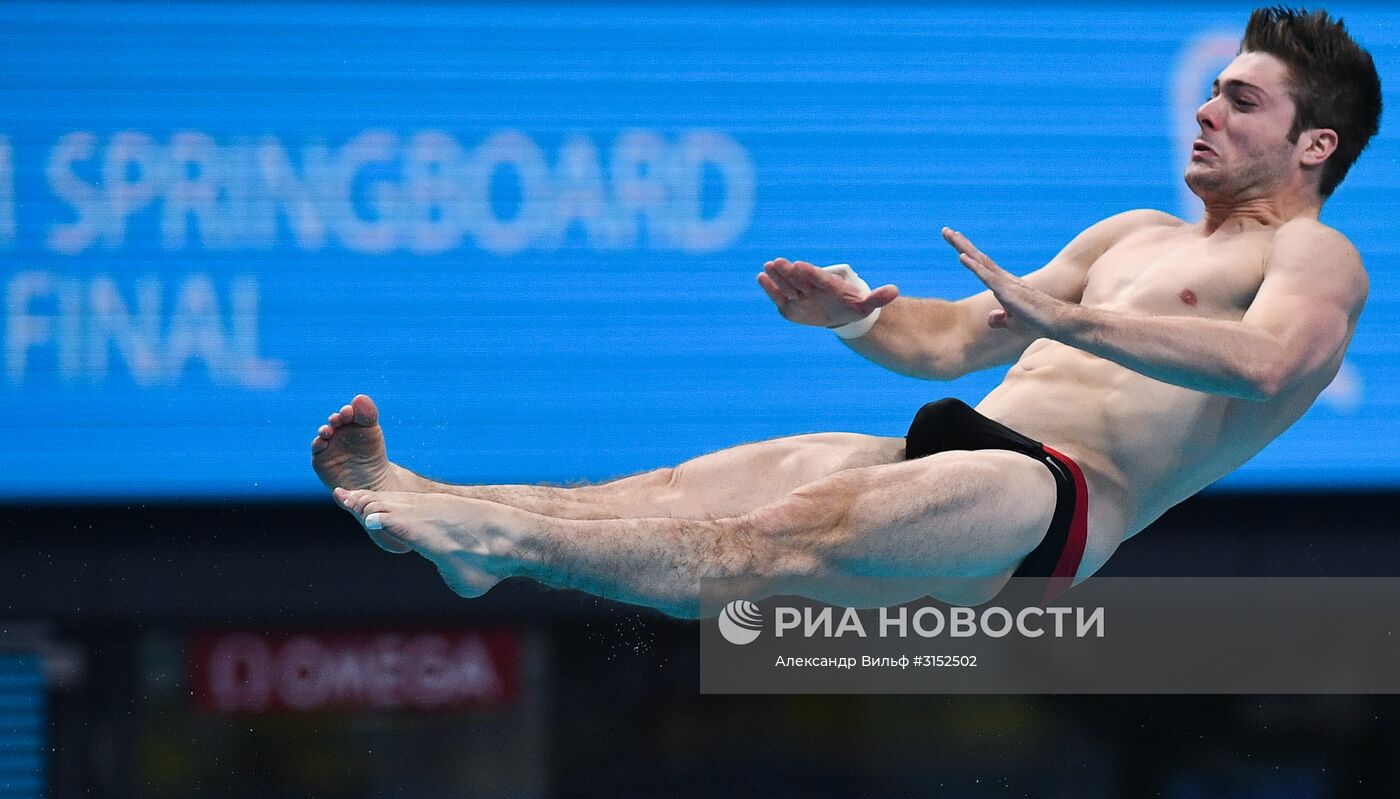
[976,211,1364,576]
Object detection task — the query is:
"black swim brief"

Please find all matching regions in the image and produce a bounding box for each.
[904,398,1088,604]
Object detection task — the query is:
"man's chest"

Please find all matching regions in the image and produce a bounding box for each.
[1079,234,1267,319]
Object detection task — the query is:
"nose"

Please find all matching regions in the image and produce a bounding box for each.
[1195,95,1222,131]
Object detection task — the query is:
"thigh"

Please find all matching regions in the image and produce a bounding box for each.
[589,432,907,519]
[760,449,1059,603]
[672,432,907,514]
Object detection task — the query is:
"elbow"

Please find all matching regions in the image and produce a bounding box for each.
[919,328,983,381]
[920,363,967,382]
[1245,361,1287,402]
[916,351,970,381]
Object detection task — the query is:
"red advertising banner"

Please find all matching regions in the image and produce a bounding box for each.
[190,629,521,713]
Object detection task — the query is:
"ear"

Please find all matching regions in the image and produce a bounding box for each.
[1299,128,1339,167]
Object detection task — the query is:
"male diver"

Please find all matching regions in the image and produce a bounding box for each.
[312,8,1381,618]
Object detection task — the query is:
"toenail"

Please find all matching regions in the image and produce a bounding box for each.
[365,513,383,530]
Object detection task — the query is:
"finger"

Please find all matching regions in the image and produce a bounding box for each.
[788,261,824,291]
[859,284,900,313]
[959,253,1016,294]
[942,227,993,266]
[941,226,981,257]
[756,273,789,307]
[775,259,813,289]
[959,252,997,286]
[763,262,802,299]
[940,226,964,250]
[987,309,1010,329]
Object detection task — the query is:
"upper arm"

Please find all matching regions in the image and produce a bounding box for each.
[1241,221,1368,395]
[944,209,1180,374]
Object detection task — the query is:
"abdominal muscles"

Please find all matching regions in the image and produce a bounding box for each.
[973,340,1331,537]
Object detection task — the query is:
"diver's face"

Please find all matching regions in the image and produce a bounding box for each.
[1185,52,1304,202]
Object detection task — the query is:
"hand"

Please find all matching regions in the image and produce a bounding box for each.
[941,227,1070,335]
[757,258,899,328]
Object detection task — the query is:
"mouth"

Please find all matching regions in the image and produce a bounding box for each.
[1191,140,1216,159]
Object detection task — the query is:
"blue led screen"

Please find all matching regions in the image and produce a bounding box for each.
[0,654,44,799]
[1,2,1397,498]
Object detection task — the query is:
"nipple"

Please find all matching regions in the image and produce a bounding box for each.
[1179,288,1198,306]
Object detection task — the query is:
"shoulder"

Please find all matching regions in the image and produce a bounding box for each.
[1269,218,1361,264]
[1100,208,1186,231]
[1055,208,1184,264]
[1092,208,1185,237]
[1267,219,1366,281]
[1078,208,1184,249]
[1263,219,1368,310]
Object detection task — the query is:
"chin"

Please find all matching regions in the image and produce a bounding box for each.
[1183,170,1213,199]
[1184,169,1231,203]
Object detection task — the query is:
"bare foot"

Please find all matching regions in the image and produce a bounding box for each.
[333,488,507,598]
[311,394,399,491]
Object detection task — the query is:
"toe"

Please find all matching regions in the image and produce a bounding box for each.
[333,487,364,511]
[318,424,334,439]
[350,394,379,426]
[312,436,329,453]
[361,504,416,550]
[328,412,342,427]
[350,491,376,513]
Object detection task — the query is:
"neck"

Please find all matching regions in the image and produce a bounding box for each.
[1199,190,1322,235]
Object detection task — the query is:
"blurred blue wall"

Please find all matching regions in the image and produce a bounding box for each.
[1,2,1396,498]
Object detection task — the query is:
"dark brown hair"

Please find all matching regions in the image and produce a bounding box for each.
[1240,5,1382,197]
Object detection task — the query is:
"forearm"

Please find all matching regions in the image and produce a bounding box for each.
[1057,306,1281,399]
[840,297,965,379]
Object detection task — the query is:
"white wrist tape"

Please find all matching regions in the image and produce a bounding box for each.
[823,263,881,339]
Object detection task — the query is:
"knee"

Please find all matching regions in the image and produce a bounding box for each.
[634,465,692,513]
[655,466,680,490]
[593,466,676,493]
[747,470,866,544]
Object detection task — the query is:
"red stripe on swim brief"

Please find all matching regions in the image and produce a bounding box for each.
[1040,445,1088,604]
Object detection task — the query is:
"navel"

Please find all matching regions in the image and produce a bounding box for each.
[1179,288,1198,306]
